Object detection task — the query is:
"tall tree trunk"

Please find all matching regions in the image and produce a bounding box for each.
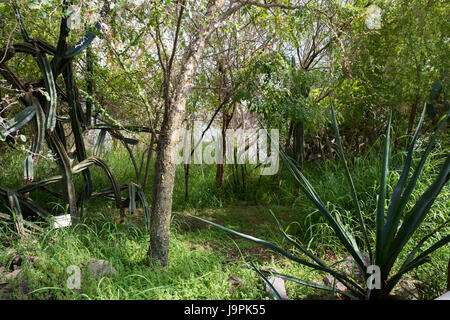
[184,120,192,201]
[407,95,420,136]
[216,111,232,189]
[147,6,221,265]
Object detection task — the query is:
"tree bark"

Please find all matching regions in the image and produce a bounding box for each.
[216,111,232,189]
[148,2,225,266]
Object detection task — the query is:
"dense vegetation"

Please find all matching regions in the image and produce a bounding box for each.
[0,0,448,300]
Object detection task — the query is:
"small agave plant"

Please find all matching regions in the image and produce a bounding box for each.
[192,99,449,300]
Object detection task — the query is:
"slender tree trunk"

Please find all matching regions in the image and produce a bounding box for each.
[407,95,420,136]
[147,9,221,265]
[216,112,232,189]
[184,120,192,201]
[143,130,156,193]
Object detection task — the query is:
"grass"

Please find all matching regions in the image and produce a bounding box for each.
[0,205,322,300]
[0,136,448,300]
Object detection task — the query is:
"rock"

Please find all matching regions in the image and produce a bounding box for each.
[435,291,450,300]
[0,283,13,300]
[9,255,35,271]
[0,267,29,299]
[395,279,419,300]
[87,259,117,279]
[0,269,22,282]
[323,275,347,292]
[265,269,288,300]
[343,254,370,283]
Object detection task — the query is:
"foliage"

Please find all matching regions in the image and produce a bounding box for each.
[0,1,149,227]
[192,100,449,299]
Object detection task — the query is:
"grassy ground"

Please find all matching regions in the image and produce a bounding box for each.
[0,139,448,300]
[0,205,324,300]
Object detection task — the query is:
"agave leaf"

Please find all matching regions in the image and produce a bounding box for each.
[384,256,431,295]
[259,119,367,275]
[250,261,282,300]
[382,105,427,256]
[400,221,449,271]
[394,111,449,222]
[260,269,359,300]
[268,210,329,269]
[401,234,449,274]
[383,153,450,276]
[189,214,365,296]
[330,98,372,264]
[375,110,392,266]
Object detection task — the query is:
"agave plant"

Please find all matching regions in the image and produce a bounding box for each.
[0,1,150,230]
[192,99,449,300]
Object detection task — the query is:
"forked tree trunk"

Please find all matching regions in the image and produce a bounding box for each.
[147,5,222,265]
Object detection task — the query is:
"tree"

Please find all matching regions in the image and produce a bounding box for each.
[144,0,312,266]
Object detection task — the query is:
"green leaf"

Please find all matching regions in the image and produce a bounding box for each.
[381,105,426,260]
[375,110,392,266]
[189,214,365,296]
[330,98,372,265]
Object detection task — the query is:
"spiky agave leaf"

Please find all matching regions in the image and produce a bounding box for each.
[375,110,392,266]
[330,98,372,265]
[189,214,366,297]
[258,118,368,276]
[382,153,450,279]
